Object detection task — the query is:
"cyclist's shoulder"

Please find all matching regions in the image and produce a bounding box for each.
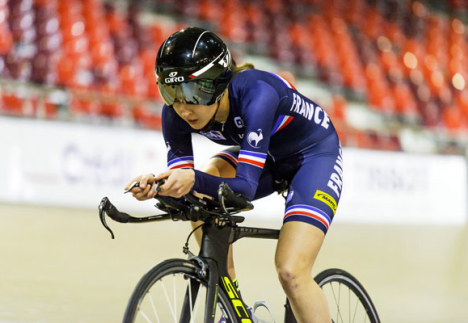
[230,69,275,89]
[230,69,282,105]
[162,104,178,124]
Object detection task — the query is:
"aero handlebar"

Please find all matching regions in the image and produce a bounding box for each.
[99,181,253,239]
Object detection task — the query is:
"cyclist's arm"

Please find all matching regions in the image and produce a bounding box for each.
[192,80,279,200]
[124,106,195,200]
[162,104,196,170]
[156,105,199,197]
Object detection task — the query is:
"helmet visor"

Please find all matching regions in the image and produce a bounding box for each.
[158,79,217,106]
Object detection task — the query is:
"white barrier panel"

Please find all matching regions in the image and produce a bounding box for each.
[0,117,168,214]
[338,148,467,225]
[0,116,466,224]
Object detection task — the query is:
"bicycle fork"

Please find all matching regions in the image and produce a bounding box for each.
[181,221,254,323]
[179,256,253,323]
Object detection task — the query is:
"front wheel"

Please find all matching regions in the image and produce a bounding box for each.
[314,268,380,323]
[123,259,238,323]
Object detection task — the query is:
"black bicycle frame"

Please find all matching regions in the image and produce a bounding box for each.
[98,196,280,322]
[182,221,280,323]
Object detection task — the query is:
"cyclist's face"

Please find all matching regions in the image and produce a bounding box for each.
[173,102,217,130]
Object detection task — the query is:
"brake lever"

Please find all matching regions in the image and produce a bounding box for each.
[100,179,168,240]
[124,181,139,194]
[124,178,166,194]
[98,197,115,239]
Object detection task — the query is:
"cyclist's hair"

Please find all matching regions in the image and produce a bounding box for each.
[232,62,255,77]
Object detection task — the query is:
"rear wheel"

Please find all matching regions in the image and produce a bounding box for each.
[123,259,237,323]
[314,268,380,323]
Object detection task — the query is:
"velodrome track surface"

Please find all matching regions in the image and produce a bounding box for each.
[1,202,467,323]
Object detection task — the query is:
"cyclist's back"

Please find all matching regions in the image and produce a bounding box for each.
[227,69,336,158]
[163,68,337,161]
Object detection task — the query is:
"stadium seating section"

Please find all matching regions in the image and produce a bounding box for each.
[0,0,467,152]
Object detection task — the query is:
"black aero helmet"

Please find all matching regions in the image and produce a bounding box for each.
[156,27,234,106]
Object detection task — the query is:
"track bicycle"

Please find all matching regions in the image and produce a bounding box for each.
[98,181,380,323]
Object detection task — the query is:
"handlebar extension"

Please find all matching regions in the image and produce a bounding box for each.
[218,182,253,211]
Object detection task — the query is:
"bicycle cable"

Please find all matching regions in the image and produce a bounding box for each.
[183,223,204,255]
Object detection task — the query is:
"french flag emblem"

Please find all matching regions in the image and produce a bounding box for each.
[238,150,266,168]
[216,151,238,166]
[271,115,294,135]
[284,205,331,231]
[273,73,297,90]
[168,156,194,169]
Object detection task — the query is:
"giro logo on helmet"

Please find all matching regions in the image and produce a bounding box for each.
[165,75,185,83]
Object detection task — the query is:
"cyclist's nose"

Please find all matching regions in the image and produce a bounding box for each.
[180,106,193,118]
[175,103,193,118]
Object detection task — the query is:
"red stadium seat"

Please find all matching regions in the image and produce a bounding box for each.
[60,20,86,43]
[87,24,110,50]
[392,82,418,117]
[146,70,160,100]
[379,134,402,151]
[92,59,118,85]
[139,49,157,74]
[330,95,347,121]
[420,99,441,127]
[63,36,88,58]
[33,97,58,119]
[56,54,77,86]
[1,93,25,115]
[384,21,406,47]
[99,101,124,118]
[263,0,283,15]
[33,0,58,6]
[119,63,148,98]
[105,9,126,34]
[366,65,395,113]
[30,52,58,85]
[93,81,124,119]
[198,0,222,22]
[442,105,464,131]
[0,23,13,55]
[9,8,36,44]
[132,105,162,129]
[355,130,380,150]
[70,98,101,116]
[219,11,247,43]
[448,0,466,10]
[335,127,348,146]
[454,90,468,122]
[90,41,114,66]
[5,52,31,81]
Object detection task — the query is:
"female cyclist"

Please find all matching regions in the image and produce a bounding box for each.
[125,27,344,323]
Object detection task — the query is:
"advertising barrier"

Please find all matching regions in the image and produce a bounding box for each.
[0,116,466,225]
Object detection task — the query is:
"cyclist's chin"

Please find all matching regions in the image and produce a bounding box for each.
[188,119,209,130]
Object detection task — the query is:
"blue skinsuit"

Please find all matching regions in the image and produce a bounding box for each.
[162,69,343,234]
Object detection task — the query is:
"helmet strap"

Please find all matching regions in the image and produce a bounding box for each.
[201,100,221,132]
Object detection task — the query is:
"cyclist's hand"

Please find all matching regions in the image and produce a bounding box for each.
[124,173,158,200]
[154,169,195,198]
